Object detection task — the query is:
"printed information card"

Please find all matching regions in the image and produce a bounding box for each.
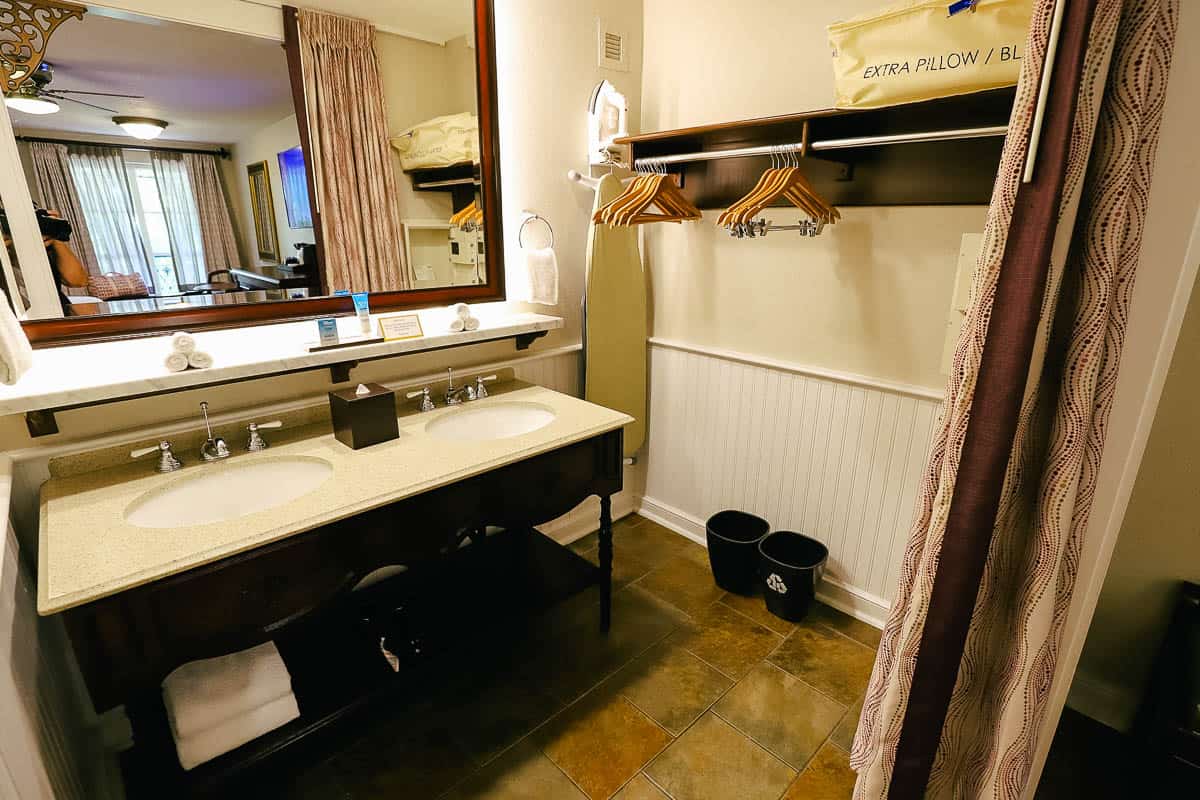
[378,314,424,341]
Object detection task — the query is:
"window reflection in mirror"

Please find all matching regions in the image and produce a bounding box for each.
[2,0,483,324]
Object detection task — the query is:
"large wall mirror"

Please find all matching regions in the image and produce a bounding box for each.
[0,0,502,345]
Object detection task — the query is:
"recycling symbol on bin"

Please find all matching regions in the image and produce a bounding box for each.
[766,573,788,595]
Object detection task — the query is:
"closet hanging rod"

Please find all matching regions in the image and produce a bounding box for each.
[631,125,1008,168]
[414,177,480,189]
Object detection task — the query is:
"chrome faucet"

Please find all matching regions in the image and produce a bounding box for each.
[444,367,476,406]
[130,441,183,473]
[474,374,498,399]
[198,401,230,462]
[407,386,436,412]
[246,419,282,451]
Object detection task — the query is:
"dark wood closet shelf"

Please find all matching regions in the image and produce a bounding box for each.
[119,527,599,798]
[615,87,1017,207]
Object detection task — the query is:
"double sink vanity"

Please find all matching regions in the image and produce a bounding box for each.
[36,376,631,790]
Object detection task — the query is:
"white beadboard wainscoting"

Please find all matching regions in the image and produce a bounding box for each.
[638,338,945,627]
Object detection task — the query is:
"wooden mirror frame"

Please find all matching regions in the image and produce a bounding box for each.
[19,0,504,347]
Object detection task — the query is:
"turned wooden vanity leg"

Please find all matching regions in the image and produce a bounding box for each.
[599,495,613,633]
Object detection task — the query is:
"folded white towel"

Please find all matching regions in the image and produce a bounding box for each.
[451,302,470,320]
[187,351,213,370]
[518,247,559,305]
[170,331,196,355]
[175,693,300,770]
[164,352,189,373]
[448,317,466,333]
[163,641,293,740]
[0,289,33,386]
[463,316,480,332]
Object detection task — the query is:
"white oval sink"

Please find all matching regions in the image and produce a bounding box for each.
[426,401,556,441]
[124,456,334,529]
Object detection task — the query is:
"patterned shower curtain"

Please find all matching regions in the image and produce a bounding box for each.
[295,8,410,293]
[850,1,1179,798]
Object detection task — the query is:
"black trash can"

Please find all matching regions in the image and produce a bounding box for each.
[759,531,828,622]
[705,510,771,595]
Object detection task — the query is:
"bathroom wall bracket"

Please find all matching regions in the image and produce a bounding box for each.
[515,330,548,350]
[25,409,59,437]
[330,361,358,383]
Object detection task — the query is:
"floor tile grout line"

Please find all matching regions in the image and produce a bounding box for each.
[757,657,856,718]
[434,584,679,799]
[460,618,679,793]
[643,769,677,799]
[708,705,811,777]
[714,596,796,638]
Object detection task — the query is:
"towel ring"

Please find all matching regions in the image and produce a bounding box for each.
[518,214,555,249]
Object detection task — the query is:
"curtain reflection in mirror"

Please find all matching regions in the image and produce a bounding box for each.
[67,146,153,288]
[296,9,409,293]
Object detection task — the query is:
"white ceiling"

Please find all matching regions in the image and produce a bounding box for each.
[280,1,473,45]
[10,12,294,144]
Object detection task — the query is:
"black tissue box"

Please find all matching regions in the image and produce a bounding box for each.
[329,383,399,450]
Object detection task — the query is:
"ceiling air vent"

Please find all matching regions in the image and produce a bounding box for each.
[597,21,629,72]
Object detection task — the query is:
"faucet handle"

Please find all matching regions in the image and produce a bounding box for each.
[131,441,183,473]
[131,443,164,459]
[246,420,282,452]
[406,387,435,412]
[474,374,498,399]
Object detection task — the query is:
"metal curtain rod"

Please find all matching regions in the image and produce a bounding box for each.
[14,135,231,159]
[631,125,1008,168]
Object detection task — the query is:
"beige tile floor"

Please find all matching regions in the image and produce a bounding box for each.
[262,514,877,799]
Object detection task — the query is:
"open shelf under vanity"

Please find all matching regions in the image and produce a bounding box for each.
[118,526,600,798]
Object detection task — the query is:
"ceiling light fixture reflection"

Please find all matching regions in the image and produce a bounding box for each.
[113,116,168,140]
[4,93,60,115]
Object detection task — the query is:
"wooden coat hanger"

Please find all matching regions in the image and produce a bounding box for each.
[594,162,702,226]
[721,146,839,228]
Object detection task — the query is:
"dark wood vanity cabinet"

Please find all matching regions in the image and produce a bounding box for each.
[63,429,623,718]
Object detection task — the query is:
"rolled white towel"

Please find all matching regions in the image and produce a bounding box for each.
[447,317,466,333]
[188,351,214,370]
[174,693,300,770]
[164,352,189,373]
[170,331,196,355]
[163,642,293,740]
[463,316,480,332]
[451,302,470,320]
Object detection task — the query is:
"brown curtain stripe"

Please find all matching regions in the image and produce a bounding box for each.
[885,1,1101,797]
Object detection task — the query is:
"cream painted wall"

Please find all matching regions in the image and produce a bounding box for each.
[376,30,475,228]
[229,114,313,269]
[1074,276,1200,725]
[641,0,987,389]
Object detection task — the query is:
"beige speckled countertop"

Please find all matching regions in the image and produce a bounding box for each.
[38,385,632,615]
